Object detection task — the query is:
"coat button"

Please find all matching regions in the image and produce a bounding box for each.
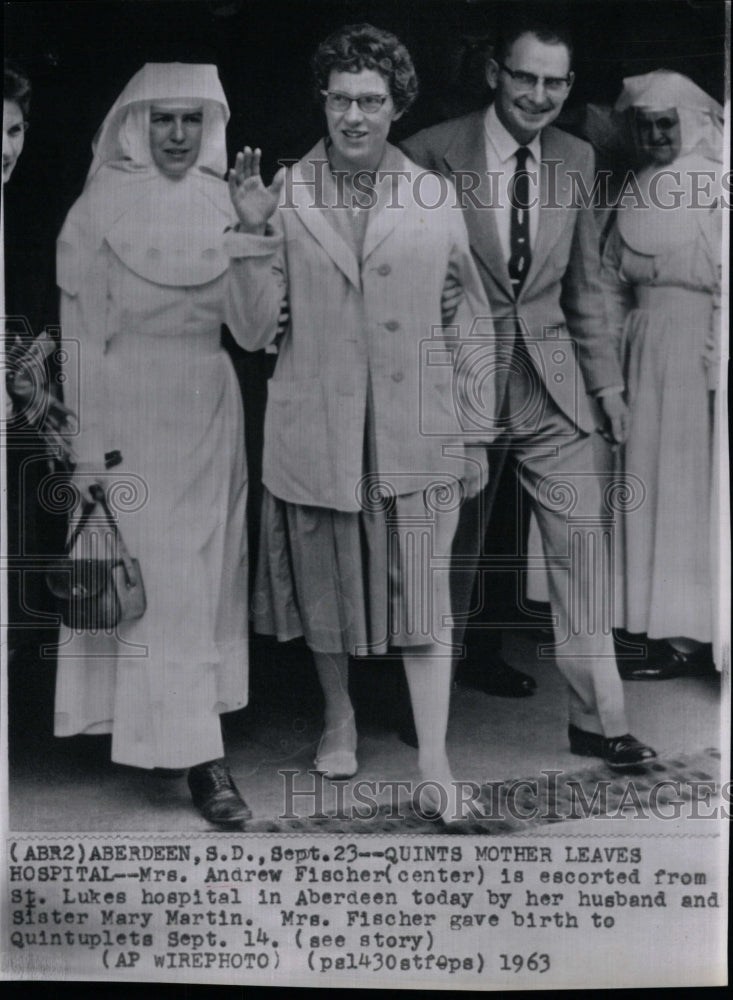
[377,263,391,276]
[385,319,400,331]
[392,371,404,383]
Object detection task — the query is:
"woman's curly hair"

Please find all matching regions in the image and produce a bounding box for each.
[4,60,32,118]
[312,23,418,114]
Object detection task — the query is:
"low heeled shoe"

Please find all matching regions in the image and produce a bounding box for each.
[313,749,358,780]
[188,760,252,825]
[314,716,358,779]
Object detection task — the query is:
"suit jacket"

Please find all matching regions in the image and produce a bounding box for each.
[228,140,495,512]
[403,110,621,433]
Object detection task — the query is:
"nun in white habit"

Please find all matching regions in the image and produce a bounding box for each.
[602,70,725,679]
[54,63,276,824]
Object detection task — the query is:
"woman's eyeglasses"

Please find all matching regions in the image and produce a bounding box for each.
[321,91,390,114]
[498,63,573,94]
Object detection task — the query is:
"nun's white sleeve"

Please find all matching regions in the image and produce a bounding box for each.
[56,207,111,472]
[600,224,636,350]
[223,213,287,352]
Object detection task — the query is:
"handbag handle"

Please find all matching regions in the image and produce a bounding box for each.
[67,484,138,586]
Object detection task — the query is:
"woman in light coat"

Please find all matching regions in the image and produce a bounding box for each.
[229,24,495,823]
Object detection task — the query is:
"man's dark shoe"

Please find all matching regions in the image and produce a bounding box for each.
[188,760,252,825]
[456,657,537,697]
[568,724,657,768]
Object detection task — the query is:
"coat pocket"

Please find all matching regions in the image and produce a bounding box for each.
[263,377,334,505]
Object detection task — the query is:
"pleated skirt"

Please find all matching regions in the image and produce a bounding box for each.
[252,487,459,655]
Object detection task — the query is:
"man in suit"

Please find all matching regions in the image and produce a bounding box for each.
[403,16,657,766]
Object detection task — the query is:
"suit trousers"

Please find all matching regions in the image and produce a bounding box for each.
[451,357,628,737]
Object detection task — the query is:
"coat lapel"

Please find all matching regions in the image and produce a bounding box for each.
[361,144,407,262]
[519,128,572,300]
[287,143,361,289]
[444,112,514,299]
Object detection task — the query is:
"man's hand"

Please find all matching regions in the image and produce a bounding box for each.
[228,146,285,233]
[598,391,629,445]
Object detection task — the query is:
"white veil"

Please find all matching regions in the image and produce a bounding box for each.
[614,70,724,254]
[88,62,229,181]
[58,62,235,289]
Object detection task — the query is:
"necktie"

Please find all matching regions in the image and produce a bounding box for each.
[508,146,532,297]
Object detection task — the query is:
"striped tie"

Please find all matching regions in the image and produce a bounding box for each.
[508,145,532,297]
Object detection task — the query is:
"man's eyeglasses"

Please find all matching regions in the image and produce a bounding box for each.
[498,63,573,94]
[321,91,390,114]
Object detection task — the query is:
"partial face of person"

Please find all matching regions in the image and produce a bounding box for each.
[487,33,573,145]
[635,108,681,166]
[324,68,401,173]
[3,99,26,183]
[149,104,204,178]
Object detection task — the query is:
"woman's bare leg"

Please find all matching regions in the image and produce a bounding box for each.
[403,643,477,822]
[312,651,357,776]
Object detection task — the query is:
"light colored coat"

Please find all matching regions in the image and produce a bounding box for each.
[403,112,622,432]
[230,140,496,512]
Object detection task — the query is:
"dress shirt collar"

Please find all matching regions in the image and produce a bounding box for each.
[484,102,542,165]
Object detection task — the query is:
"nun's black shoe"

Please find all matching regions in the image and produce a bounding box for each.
[188,760,252,825]
[619,642,716,680]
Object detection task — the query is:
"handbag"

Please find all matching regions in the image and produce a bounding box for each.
[45,484,146,630]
